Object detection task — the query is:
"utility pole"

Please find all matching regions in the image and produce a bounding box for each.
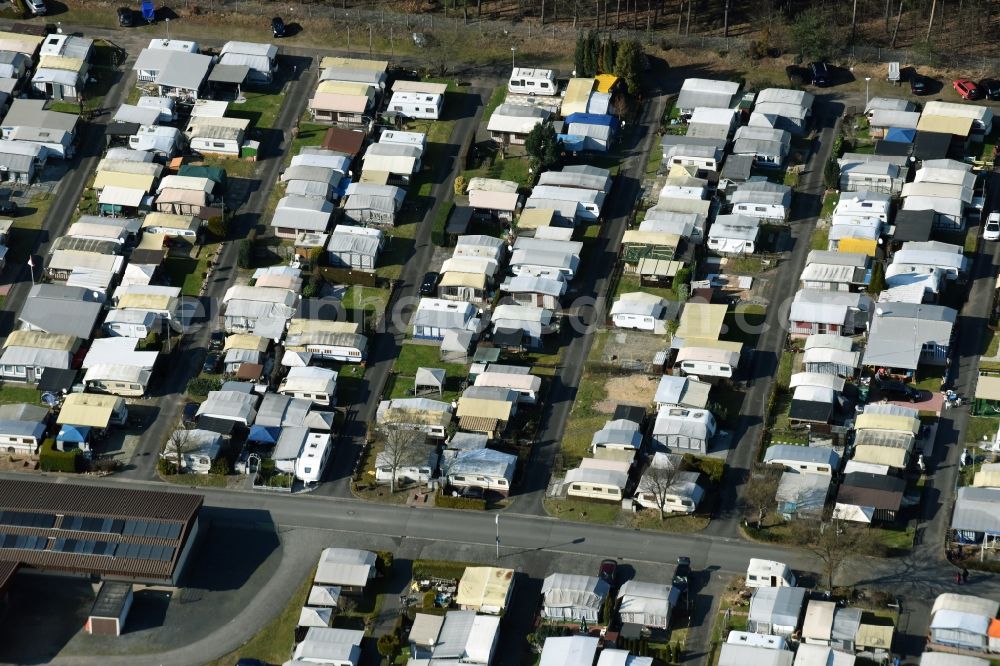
[495,514,500,559]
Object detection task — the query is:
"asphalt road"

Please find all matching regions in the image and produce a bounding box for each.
[319,85,488,497]
[0,49,136,340]
[704,100,844,538]
[14,470,1000,665]
[117,51,318,480]
[509,78,670,517]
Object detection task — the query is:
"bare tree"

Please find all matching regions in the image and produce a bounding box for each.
[375,423,426,493]
[791,519,882,592]
[163,429,197,473]
[741,465,782,529]
[636,461,686,521]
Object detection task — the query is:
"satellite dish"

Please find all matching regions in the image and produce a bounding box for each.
[41,393,59,408]
[875,308,884,316]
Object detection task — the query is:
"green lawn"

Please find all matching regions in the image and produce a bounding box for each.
[810,226,830,251]
[646,135,664,176]
[560,331,611,467]
[342,286,390,321]
[985,327,1000,357]
[375,233,415,281]
[229,89,285,130]
[820,192,840,219]
[967,416,1000,446]
[205,569,314,666]
[8,193,55,263]
[463,154,533,189]
[199,156,260,180]
[394,342,467,377]
[0,385,40,405]
[613,271,679,302]
[776,350,795,390]
[543,498,620,525]
[482,86,507,120]
[290,123,331,154]
[722,304,766,346]
[162,243,221,297]
[163,473,229,488]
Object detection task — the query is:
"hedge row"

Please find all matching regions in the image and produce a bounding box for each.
[39,438,83,473]
[435,493,486,511]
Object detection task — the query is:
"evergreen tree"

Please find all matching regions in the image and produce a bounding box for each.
[614,39,644,94]
[583,30,599,77]
[600,38,617,74]
[524,123,562,170]
[574,33,586,76]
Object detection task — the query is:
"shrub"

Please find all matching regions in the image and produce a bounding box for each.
[435,493,486,510]
[158,457,178,476]
[452,174,467,196]
[412,558,472,581]
[206,215,227,239]
[210,457,229,475]
[376,550,394,575]
[237,239,252,269]
[376,632,399,658]
[682,453,725,484]
[187,375,222,397]
[39,438,82,473]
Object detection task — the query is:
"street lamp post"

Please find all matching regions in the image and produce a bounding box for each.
[865,76,872,108]
[495,514,500,559]
[165,18,171,41]
[510,47,516,71]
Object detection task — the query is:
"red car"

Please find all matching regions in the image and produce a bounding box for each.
[953,78,983,100]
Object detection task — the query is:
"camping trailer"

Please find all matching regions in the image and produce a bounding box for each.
[507,67,557,96]
[746,559,797,589]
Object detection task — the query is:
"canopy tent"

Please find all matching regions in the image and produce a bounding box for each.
[297,606,333,629]
[248,424,280,444]
[883,127,915,144]
[414,367,446,396]
[56,424,91,443]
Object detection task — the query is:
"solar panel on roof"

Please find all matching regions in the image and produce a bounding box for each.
[0,510,56,529]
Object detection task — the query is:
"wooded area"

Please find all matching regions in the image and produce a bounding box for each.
[300,0,999,61]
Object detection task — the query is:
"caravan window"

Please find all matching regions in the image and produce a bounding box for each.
[539,82,550,90]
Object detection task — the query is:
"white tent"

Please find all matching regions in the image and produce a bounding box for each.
[297,606,333,628]
[415,366,446,396]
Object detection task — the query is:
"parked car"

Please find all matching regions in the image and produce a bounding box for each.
[25,0,46,15]
[117,6,134,26]
[672,556,691,592]
[236,660,269,666]
[271,16,286,38]
[459,486,485,500]
[599,559,618,586]
[985,212,1000,242]
[910,73,930,95]
[953,78,983,100]
[877,378,923,403]
[209,331,226,351]
[809,61,832,87]
[202,352,222,375]
[419,271,439,296]
[981,79,1000,101]
[0,200,17,216]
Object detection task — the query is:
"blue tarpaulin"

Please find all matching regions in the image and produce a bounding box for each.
[141,1,155,21]
[336,176,353,200]
[563,112,616,127]
[248,425,279,444]
[884,127,916,144]
[556,134,587,152]
[57,425,91,443]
